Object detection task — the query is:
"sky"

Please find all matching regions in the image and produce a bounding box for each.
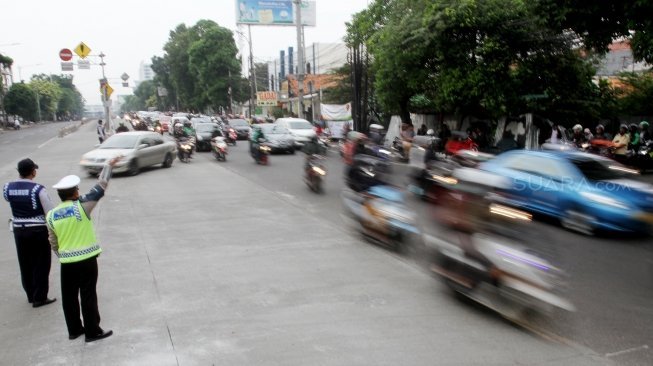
[1,0,369,105]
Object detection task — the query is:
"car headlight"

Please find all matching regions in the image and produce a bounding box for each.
[580,192,630,210]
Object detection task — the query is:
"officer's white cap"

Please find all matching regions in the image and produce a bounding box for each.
[52,175,81,190]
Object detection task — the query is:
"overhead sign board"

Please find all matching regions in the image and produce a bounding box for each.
[257,91,278,106]
[61,62,74,71]
[77,60,91,69]
[236,0,294,25]
[74,42,91,59]
[235,1,315,26]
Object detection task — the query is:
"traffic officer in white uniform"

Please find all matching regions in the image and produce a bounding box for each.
[47,156,119,342]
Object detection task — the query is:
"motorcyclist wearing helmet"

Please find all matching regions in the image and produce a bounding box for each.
[612,124,631,163]
[182,121,195,138]
[250,125,266,160]
[423,129,441,166]
[640,121,651,144]
[628,123,641,151]
[593,124,611,141]
[571,124,586,147]
[369,124,385,146]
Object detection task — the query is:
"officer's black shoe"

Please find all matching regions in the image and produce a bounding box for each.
[69,328,85,340]
[32,298,56,308]
[85,329,113,343]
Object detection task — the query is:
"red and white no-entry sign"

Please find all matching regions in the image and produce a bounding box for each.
[59,48,73,61]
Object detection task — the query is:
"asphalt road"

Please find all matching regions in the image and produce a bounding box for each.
[192,134,653,366]
[0,121,648,365]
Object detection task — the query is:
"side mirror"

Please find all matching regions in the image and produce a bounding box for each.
[138,144,148,150]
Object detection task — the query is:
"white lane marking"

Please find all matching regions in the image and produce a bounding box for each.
[38,137,56,149]
[605,344,649,358]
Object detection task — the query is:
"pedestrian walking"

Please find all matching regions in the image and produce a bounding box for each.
[46,157,120,342]
[4,159,56,307]
[97,120,106,143]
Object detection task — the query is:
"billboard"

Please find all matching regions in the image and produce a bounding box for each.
[257,91,278,106]
[235,0,315,26]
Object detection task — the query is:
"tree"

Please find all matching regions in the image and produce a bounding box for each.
[4,83,37,121]
[254,62,269,91]
[29,79,62,121]
[32,74,84,119]
[615,72,653,117]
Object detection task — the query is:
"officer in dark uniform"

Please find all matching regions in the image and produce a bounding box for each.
[3,158,56,307]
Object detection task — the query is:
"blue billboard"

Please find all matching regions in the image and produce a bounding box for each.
[236,0,295,25]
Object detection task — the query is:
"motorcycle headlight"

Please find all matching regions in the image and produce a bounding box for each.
[261,145,271,152]
[580,192,630,210]
[312,166,326,175]
[181,144,191,149]
[581,143,590,149]
[640,150,648,155]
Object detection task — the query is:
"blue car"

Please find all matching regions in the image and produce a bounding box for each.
[479,150,653,234]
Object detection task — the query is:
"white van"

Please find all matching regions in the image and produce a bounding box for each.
[274,118,316,147]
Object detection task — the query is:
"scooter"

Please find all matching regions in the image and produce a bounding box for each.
[176,137,195,163]
[251,139,270,165]
[428,205,575,320]
[342,185,421,253]
[391,137,409,162]
[225,128,238,146]
[304,155,327,192]
[211,136,228,162]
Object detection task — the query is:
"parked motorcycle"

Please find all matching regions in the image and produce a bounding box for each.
[176,137,195,163]
[304,155,327,192]
[342,185,421,253]
[211,136,228,162]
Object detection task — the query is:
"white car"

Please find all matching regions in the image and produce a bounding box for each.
[274,118,316,147]
[80,131,177,176]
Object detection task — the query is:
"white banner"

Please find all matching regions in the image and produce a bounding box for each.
[320,102,351,121]
[326,120,352,139]
[300,1,316,27]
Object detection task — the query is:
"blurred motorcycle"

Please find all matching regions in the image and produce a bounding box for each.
[342,185,421,253]
[251,139,270,165]
[211,136,228,162]
[304,154,327,193]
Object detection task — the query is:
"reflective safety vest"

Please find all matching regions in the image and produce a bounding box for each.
[46,200,101,263]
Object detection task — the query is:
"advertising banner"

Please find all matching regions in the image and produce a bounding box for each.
[300,1,316,27]
[257,91,278,106]
[321,103,352,121]
[236,0,294,25]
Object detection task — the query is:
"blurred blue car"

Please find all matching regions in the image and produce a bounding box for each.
[479,150,653,234]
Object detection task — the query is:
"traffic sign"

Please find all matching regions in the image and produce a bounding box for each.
[74,42,91,59]
[121,72,129,81]
[61,62,74,71]
[77,60,91,69]
[100,83,114,99]
[59,48,73,61]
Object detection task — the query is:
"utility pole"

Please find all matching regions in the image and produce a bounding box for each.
[248,24,255,118]
[99,52,112,134]
[294,0,304,119]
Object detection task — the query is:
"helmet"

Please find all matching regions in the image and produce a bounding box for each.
[596,124,605,131]
[572,124,583,132]
[640,121,649,129]
[629,123,638,129]
[584,128,591,134]
[620,124,628,130]
[427,129,435,136]
[183,121,191,127]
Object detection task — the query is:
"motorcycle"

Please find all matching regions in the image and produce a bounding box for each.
[304,154,327,192]
[634,140,653,172]
[176,137,195,163]
[391,137,409,162]
[342,185,421,253]
[428,171,574,320]
[211,136,228,162]
[225,128,238,145]
[251,139,271,165]
[154,125,163,135]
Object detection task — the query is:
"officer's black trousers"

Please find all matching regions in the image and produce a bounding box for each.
[13,226,51,303]
[61,256,102,337]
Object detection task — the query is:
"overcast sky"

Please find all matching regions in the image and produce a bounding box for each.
[1,0,369,105]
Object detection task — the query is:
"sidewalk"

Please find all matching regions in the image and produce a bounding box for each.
[0,123,613,365]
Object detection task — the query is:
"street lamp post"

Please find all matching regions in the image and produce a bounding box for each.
[294,0,305,119]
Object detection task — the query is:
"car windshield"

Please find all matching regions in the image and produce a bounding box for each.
[262,125,289,134]
[288,121,313,130]
[196,124,217,133]
[571,157,635,180]
[100,135,139,149]
[229,119,248,127]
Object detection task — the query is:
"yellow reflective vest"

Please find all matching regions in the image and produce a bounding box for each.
[46,200,101,263]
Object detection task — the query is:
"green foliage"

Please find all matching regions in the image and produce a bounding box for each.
[30,74,84,119]
[150,19,243,113]
[615,72,653,116]
[4,83,37,120]
[29,79,62,121]
[322,63,352,104]
[0,53,13,67]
